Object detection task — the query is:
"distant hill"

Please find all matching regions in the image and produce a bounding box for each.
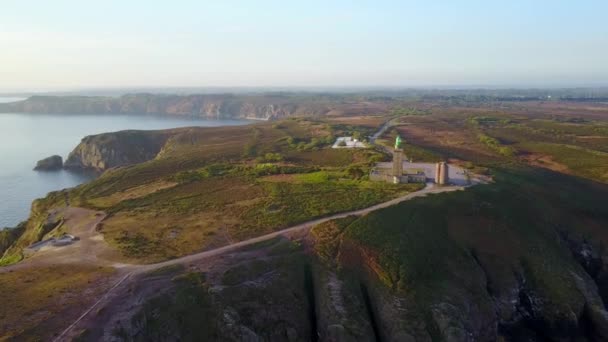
[0,93,390,120]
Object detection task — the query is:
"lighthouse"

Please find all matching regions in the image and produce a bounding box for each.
[392,136,404,181]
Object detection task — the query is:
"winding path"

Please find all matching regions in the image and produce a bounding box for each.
[53,182,464,341]
[145,183,463,271]
[51,119,468,341]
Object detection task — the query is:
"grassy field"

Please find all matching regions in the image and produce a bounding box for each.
[1,119,418,264]
[3,100,608,340]
[473,116,608,183]
[312,166,608,339]
[5,103,608,265]
[92,165,421,263]
[516,142,608,182]
[377,108,608,184]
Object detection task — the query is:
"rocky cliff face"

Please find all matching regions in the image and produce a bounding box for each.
[34,155,63,171]
[0,191,67,264]
[63,129,178,171]
[0,94,389,119]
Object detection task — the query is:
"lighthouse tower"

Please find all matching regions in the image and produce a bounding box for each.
[392,136,404,181]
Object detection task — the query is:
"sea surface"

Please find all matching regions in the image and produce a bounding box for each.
[0,99,250,228]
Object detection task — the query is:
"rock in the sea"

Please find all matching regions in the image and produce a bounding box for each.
[34,155,63,171]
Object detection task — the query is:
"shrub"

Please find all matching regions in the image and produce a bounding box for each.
[477,133,516,157]
[346,166,365,179]
[257,153,284,163]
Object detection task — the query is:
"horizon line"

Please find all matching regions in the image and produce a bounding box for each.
[2,84,608,95]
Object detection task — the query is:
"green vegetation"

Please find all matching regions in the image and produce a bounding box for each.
[526,119,608,139]
[477,133,516,157]
[311,216,358,264]
[517,142,608,182]
[0,222,25,256]
[2,119,420,263]
[0,191,67,265]
[124,238,313,341]
[467,115,512,127]
[311,167,608,339]
[390,106,430,116]
[471,117,608,183]
[380,128,443,162]
[400,142,442,162]
[242,176,422,238]
[294,170,336,183]
[122,272,221,341]
[256,152,284,163]
[5,98,608,341]
[0,265,114,340]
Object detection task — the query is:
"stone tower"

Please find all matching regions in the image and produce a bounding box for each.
[439,162,449,185]
[435,163,441,184]
[393,149,403,178]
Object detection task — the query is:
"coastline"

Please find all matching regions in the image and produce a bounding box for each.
[0,114,253,228]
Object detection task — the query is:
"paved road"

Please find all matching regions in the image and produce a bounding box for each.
[369,118,395,144]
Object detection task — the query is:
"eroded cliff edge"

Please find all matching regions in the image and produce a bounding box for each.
[63,129,180,171]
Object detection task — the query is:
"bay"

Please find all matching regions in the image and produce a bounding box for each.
[0,103,250,228]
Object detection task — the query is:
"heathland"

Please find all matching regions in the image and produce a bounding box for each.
[1,94,608,341]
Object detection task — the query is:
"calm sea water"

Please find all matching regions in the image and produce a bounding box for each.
[0,101,250,228]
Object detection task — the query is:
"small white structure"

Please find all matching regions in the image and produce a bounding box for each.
[24,234,79,255]
[332,137,367,149]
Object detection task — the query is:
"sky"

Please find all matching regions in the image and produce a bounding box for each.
[1,0,607,91]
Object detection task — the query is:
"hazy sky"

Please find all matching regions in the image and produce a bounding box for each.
[1,0,607,90]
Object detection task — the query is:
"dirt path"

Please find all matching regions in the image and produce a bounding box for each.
[53,183,464,341]
[6,119,469,341]
[0,207,129,274]
[144,183,462,271]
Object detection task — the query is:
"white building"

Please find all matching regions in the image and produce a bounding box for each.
[332,137,367,149]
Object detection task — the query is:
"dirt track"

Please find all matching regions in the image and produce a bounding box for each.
[146,183,463,270]
[48,119,472,341]
[2,120,470,341]
[52,182,465,341]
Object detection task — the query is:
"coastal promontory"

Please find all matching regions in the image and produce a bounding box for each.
[63,129,177,172]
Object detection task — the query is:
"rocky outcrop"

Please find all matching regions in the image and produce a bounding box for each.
[33,155,63,171]
[0,94,390,120]
[0,191,68,264]
[63,129,177,171]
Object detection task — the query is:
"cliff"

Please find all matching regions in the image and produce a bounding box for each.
[0,191,67,265]
[63,129,180,171]
[0,93,390,120]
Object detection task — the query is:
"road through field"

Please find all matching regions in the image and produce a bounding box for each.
[144,183,464,271]
[52,121,467,341]
[54,182,465,341]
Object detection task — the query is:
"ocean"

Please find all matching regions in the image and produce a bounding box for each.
[0,99,250,227]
